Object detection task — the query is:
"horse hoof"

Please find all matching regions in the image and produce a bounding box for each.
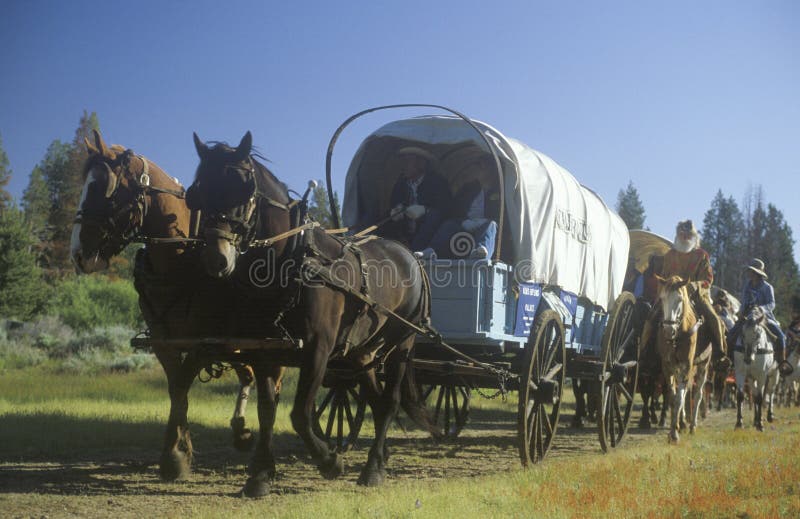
[571,416,584,428]
[734,420,743,430]
[357,467,386,487]
[233,429,255,452]
[767,412,774,423]
[319,453,344,480]
[242,473,271,498]
[755,422,764,432]
[638,417,651,430]
[689,426,696,435]
[159,450,191,481]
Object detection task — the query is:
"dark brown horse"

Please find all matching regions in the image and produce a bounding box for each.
[187,131,433,491]
[70,130,280,478]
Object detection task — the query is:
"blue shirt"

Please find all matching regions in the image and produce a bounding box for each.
[740,278,777,323]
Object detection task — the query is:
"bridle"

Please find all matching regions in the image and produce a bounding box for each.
[196,156,302,252]
[74,149,193,257]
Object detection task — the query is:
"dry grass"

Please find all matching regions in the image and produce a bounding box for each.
[1,366,799,518]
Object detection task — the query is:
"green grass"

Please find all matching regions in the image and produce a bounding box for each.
[1,366,799,518]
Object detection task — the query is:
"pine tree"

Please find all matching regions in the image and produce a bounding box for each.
[307,182,340,228]
[0,133,12,212]
[21,165,51,267]
[615,181,646,229]
[35,111,101,274]
[0,206,49,319]
[701,190,745,292]
[37,139,71,272]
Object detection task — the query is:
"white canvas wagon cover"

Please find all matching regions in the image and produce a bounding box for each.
[341,116,629,311]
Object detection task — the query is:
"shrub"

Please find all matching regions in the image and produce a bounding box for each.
[50,276,143,331]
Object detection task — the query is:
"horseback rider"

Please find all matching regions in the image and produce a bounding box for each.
[640,220,730,370]
[727,258,786,363]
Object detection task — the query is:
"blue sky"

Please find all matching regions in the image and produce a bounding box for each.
[2,1,798,259]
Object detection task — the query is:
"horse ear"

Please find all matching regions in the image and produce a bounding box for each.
[93,130,113,159]
[103,162,118,198]
[193,132,209,160]
[84,137,99,155]
[235,131,252,160]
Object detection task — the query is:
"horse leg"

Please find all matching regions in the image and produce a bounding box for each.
[754,389,764,432]
[358,337,413,487]
[290,335,343,480]
[571,378,586,428]
[241,360,282,498]
[639,380,652,429]
[735,389,744,429]
[231,364,255,452]
[156,350,200,481]
[667,384,682,444]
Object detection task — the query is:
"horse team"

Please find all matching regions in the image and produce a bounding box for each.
[71,129,794,498]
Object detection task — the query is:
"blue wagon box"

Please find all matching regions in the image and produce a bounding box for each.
[422,260,519,346]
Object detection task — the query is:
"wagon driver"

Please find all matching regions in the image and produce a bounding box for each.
[640,220,730,370]
[386,146,451,253]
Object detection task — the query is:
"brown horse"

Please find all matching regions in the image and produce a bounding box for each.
[187,131,434,493]
[654,275,712,443]
[71,130,280,478]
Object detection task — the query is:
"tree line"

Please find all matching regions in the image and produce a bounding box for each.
[617,181,800,325]
[2,116,796,326]
[0,112,339,323]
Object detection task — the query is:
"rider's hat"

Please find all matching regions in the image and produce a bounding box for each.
[745,258,768,279]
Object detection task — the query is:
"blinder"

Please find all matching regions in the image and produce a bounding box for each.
[74,149,176,258]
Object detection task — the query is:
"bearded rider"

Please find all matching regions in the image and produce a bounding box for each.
[640,220,730,370]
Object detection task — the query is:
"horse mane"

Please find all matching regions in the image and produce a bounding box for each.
[196,142,290,200]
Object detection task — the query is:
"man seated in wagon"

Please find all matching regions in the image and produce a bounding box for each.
[640,220,730,369]
[383,146,451,253]
[421,155,499,259]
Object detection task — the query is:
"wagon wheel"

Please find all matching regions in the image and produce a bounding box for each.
[518,310,566,466]
[313,380,367,453]
[420,384,471,439]
[597,291,639,452]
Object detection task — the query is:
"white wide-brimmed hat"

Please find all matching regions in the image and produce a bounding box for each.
[745,258,768,279]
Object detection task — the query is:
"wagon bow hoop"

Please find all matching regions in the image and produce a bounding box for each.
[325,103,506,260]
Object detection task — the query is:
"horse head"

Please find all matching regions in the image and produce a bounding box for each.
[655,275,694,345]
[188,131,291,279]
[741,306,767,365]
[71,129,188,273]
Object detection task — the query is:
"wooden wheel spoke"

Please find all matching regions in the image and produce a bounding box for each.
[617,381,634,404]
[343,394,355,430]
[324,392,338,439]
[542,407,554,437]
[315,388,335,420]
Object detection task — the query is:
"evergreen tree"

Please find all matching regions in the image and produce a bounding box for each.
[307,182,340,228]
[759,204,799,325]
[701,190,745,292]
[0,206,49,319]
[37,139,71,272]
[615,181,646,229]
[738,186,799,324]
[0,133,12,212]
[22,165,50,235]
[35,111,100,274]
